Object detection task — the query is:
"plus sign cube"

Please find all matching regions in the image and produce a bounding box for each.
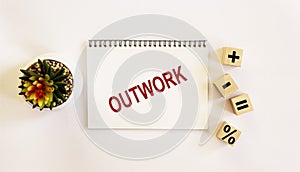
[221,47,243,67]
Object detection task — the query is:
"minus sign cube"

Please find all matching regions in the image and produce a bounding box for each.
[214,74,239,98]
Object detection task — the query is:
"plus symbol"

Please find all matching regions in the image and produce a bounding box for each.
[228,51,240,63]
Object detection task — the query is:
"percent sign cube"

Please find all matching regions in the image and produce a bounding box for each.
[216,121,241,146]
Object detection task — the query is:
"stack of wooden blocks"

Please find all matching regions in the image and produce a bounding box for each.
[215,47,253,146]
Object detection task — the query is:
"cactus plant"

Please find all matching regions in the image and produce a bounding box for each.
[18,59,73,110]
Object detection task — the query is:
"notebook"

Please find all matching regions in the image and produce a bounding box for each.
[87,36,208,129]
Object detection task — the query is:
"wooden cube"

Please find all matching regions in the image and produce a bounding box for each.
[230,94,253,115]
[214,74,238,97]
[222,47,243,67]
[216,121,241,146]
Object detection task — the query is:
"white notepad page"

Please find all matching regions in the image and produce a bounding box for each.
[87,39,208,129]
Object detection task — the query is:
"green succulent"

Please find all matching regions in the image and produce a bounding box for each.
[18,59,69,110]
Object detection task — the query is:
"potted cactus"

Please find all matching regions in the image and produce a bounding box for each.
[18,59,73,110]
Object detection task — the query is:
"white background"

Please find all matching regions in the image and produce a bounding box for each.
[0,0,300,171]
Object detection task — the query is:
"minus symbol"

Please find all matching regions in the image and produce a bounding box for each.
[222,82,231,89]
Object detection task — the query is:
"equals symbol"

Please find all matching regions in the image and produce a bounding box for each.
[235,99,249,110]
[222,82,231,89]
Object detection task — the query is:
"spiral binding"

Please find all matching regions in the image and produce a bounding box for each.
[88,39,207,48]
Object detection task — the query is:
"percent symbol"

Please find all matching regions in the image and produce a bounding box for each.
[221,125,237,145]
[216,121,241,146]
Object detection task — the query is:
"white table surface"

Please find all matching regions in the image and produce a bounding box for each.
[1,0,300,171]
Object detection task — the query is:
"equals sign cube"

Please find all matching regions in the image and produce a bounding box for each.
[230,94,253,115]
